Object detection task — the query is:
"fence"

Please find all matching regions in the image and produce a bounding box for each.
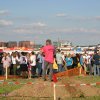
[55,67,85,77]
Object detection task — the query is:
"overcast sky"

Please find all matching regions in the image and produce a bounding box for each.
[0,0,100,45]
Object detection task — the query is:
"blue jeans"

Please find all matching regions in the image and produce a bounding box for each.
[58,64,63,72]
[97,65,100,76]
[94,64,100,76]
[37,63,42,76]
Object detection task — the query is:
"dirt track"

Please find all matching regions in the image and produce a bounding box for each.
[7,77,100,100]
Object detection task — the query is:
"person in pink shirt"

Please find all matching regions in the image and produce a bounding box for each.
[42,39,55,81]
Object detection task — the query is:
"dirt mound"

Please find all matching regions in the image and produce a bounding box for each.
[61,77,100,98]
[8,79,70,99]
[5,76,100,99]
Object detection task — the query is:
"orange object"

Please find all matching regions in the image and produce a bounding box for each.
[53,74,58,83]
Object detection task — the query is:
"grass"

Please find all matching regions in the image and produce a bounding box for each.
[74,76,100,88]
[0,96,100,100]
[74,76,100,83]
[0,78,35,95]
[65,96,100,100]
[0,84,22,94]
[0,97,53,100]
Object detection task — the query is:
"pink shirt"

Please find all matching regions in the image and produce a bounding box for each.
[42,45,55,63]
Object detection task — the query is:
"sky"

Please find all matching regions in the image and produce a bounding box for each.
[0,0,100,45]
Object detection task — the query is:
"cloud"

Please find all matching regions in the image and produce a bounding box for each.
[13,24,100,35]
[55,14,91,21]
[78,28,99,33]
[13,27,47,34]
[33,22,46,27]
[56,13,67,17]
[53,28,100,34]
[0,10,10,16]
[56,13,100,21]
[12,16,32,22]
[24,22,47,27]
[0,19,13,26]
[94,16,100,20]
[13,22,47,33]
[13,28,33,34]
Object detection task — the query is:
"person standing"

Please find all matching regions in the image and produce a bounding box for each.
[83,53,87,74]
[93,52,100,76]
[12,52,19,75]
[16,52,21,75]
[56,49,63,72]
[72,54,78,68]
[42,39,55,81]
[0,53,3,75]
[20,52,28,78]
[37,52,43,77]
[65,54,73,70]
[85,54,91,74]
[26,53,31,79]
[2,53,11,76]
[30,52,36,76]
[42,53,45,73]
[61,52,66,71]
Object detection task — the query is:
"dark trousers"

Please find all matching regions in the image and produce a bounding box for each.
[0,64,3,75]
[13,64,17,75]
[32,66,36,75]
[67,65,73,70]
[10,64,13,75]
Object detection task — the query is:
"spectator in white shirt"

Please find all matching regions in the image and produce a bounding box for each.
[20,52,28,78]
[30,52,36,76]
[83,54,91,74]
[2,53,11,75]
[12,52,19,75]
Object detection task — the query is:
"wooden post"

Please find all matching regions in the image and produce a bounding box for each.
[54,83,56,100]
[5,66,8,80]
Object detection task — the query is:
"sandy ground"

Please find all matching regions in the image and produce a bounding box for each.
[5,76,100,100]
[8,78,70,99]
[61,77,100,98]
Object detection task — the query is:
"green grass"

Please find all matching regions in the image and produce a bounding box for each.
[4,78,34,83]
[74,76,100,83]
[65,96,100,100]
[0,96,100,100]
[74,76,100,88]
[0,79,35,95]
[0,84,22,94]
[63,96,100,100]
[61,76,100,85]
[0,97,53,100]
